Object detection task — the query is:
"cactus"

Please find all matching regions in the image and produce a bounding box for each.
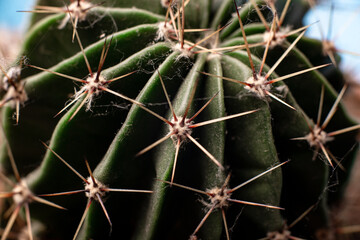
[0,0,359,239]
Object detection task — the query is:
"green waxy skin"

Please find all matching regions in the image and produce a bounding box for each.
[0,0,358,239]
[23,8,164,74]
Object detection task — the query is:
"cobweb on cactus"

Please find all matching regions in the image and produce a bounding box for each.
[292,84,360,169]
[27,13,144,121]
[306,0,360,67]
[250,0,315,49]
[200,4,330,110]
[261,203,316,240]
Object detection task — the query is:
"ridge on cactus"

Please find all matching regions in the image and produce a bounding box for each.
[135,71,259,184]
[26,14,143,121]
[0,0,359,239]
[39,142,153,240]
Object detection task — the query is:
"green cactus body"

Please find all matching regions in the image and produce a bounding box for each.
[0,0,358,239]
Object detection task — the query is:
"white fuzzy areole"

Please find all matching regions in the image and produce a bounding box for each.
[12,180,33,205]
[74,73,107,110]
[2,66,21,91]
[263,27,290,48]
[85,176,107,200]
[156,22,174,41]
[266,229,292,240]
[1,66,27,108]
[322,40,336,56]
[85,73,107,94]
[59,1,94,29]
[305,125,333,147]
[207,187,231,209]
[169,116,193,142]
[245,74,271,98]
[4,85,28,107]
[172,43,193,59]
[160,0,173,8]
[189,235,198,240]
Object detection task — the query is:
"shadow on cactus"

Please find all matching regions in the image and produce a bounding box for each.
[0,0,359,239]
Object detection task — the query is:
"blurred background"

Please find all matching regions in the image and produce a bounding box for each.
[0,0,34,29]
[0,0,34,67]
[305,0,360,83]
